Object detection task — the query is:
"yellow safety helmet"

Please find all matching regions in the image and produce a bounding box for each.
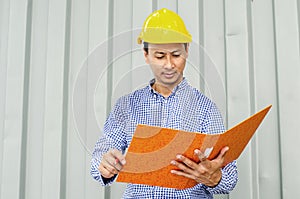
[137,8,192,44]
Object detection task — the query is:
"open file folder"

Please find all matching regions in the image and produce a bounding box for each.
[116,105,272,189]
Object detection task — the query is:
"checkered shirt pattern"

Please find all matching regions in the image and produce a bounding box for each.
[91,78,238,199]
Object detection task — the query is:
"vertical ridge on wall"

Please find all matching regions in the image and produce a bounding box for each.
[271,0,283,183]
[297,0,300,56]
[246,1,256,115]
[106,0,114,122]
[271,1,283,197]
[198,0,205,93]
[130,1,134,93]
[19,0,33,199]
[83,1,91,198]
[246,1,260,199]
[105,0,114,198]
[59,0,72,198]
[152,0,158,11]
[222,0,229,130]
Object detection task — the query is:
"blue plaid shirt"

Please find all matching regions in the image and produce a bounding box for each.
[91,78,238,199]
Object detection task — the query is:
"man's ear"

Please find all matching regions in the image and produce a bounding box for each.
[144,50,149,64]
[185,43,190,58]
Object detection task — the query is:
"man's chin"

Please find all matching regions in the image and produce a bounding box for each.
[160,79,181,87]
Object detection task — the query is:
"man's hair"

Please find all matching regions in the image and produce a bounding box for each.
[143,42,188,54]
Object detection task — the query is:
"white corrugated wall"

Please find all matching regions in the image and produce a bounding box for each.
[0,0,299,198]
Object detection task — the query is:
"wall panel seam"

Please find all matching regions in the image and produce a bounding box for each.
[105,0,114,198]
[19,0,33,198]
[222,1,229,198]
[271,0,283,198]
[297,0,300,57]
[59,0,72,198]
[246,1,259,199]
[222,0,228,130]
[83,0,92,198]
[40,0,50,196]
[130,0,133,91]
[198,0,205,93]
[152,0,158,11]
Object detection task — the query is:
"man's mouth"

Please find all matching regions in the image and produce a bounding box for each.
[163,72,175,78]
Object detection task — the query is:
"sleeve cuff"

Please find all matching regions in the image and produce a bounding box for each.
[204,161,238,194]
[204,169,230,194]
[90,158,117,186]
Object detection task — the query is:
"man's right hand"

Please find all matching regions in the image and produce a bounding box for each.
[98,149,126,178]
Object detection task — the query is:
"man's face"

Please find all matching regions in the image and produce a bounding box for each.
[144,43,188,90]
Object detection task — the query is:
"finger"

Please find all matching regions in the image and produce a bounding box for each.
[170,169,196,181]
[194,149,207,162]
[171,154,197,171]
[110,149,126,165]
[170,160,194,175]
[103,154,123,171]
[216,146,229,161]
[99,163,115,178]
[102,159,121,174]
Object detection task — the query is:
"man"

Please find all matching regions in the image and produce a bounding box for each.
[91,8,238,198]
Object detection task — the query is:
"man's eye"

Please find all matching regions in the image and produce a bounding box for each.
[172,54,181,57]
[156,56,164,59]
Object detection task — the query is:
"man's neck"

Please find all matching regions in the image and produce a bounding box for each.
[152,83,172,97]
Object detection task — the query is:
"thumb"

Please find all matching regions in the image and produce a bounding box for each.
[216,146,229,161]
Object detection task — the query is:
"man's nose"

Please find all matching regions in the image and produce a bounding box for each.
[164,54,174,69]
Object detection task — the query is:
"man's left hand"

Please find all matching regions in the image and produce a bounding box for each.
[170,146,229,187]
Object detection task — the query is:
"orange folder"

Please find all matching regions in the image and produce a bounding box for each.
[116,105,272,189]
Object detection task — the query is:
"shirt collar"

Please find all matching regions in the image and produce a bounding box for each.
[147,78,188,96]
